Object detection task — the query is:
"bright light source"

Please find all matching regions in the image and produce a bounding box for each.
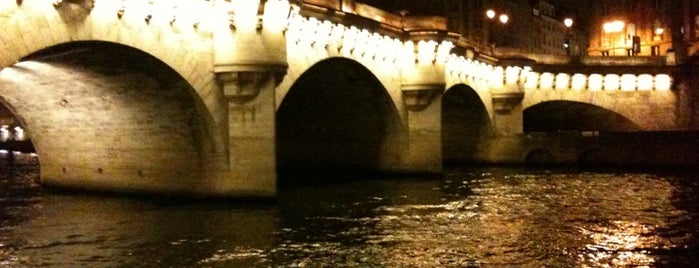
[589,74,603,91]
[655,74,672,91]
[603,20,625,33]
[540,72,554,90]
[499,14,509,24]
[486,9,495,19]
[564,18,573,28]
[655,28,664,35]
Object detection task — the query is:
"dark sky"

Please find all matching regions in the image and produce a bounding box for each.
[359,0,595,31]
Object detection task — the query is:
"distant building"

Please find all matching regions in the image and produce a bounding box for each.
[587,0,699,60]
[361,0,589,57]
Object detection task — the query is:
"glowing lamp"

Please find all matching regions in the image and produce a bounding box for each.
[230,0,260,31]
[263,0,291,32]
[524,72,540,89]
[588,74,603,91]
[489,67,505,89]
[505,66,521,86]
[0,127,8,142]
[436,41,454,64]
[604,74,620,91]
[571,73,587,90]
[486,9,495,19]
[499,14,509,24]
[540,72,554,90]
[564,18,573,28]
[13,126,24,141]
[637,74,654,91]
[620,74,637,91]
[417,40,437,64]
[655,74,672,91]
[555,73,570,90]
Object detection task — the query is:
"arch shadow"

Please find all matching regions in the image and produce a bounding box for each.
[276,57,405,184]
[442,84,493,165]
[524,100,641,132]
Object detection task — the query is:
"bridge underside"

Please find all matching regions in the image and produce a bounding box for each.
[442,85,493,165]
[276,58,405,184]
[524,101,641,132]
[0,42,209,194]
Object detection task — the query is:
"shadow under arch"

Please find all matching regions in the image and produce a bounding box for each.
[441,84,493,165]
[0,41,217,195]
[276,57,405,185]
[524,100,641,132]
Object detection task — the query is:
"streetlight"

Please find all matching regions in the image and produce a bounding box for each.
[564,18,573,28]
[564,18,573,55]
[499,14,509,24]
[484,9,509,48]
[486,9,495,19]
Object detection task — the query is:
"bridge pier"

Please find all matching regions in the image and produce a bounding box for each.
[208,0,290,196]
[401,85,444,173]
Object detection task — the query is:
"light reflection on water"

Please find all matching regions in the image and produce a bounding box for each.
[1,161,698,267]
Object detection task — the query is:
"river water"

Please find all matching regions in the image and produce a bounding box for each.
[1,160,698,267]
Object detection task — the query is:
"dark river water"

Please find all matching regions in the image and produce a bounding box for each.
[1,159,698,267]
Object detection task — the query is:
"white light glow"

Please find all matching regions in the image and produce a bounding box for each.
[0,127,8,142]
[436,41,454,64]
[486,9,495,19]
[263,0,291,32]
[489,67,504,89]
[525,72,540,89]
[637,74,654,91]
[231,0,260,31]
[417,40,437,64]
[564,18,573,28]
[401,40,415,65]
[603,20,625,33]
[505,66,521,86]
[555,73,570,90]
[655,74,672,91]
[540,72,554,90]
[620,74,637,91]
[572,73,587,90]
[499,14,509,24]
[13,126,24,141]
[604,74,620,91]
[589,74,603,91]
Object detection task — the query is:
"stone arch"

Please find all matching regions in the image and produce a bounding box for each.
[524,101,641,132]
[442,84,493,164]
[0,41,219,194]
[0,1,224,157]
[276,57,406,183]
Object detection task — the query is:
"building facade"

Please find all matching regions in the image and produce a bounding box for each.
[361,0,589,57]
[587,0,699,60]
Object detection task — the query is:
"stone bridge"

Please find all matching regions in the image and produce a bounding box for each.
[0,0,693,197]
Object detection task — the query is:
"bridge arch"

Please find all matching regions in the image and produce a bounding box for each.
[523,100,641,132]
[0,41,221,194]
[0,1,225,155]
[442,84,493,164]
[276,57,406,183]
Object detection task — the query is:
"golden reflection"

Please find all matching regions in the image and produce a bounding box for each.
[579,220,670,267]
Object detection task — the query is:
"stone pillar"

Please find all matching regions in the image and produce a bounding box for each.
[482,65,527,164]
[210,0,290,196]
[401,84,444,173]
[398,39,454,173]
[491,92,524,136]
[489,66,525,136]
